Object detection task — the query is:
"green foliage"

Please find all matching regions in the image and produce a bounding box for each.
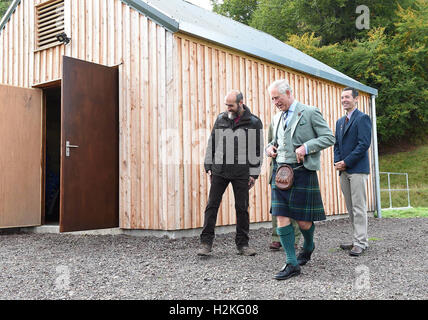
[286,2,428,145]
[248,0,300,42]
[211,0,258,25]
[291,0,416,45]
[0,0,12,20]
[213,0,416,45]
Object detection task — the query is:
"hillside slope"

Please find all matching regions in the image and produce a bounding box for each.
[379,145,428,208]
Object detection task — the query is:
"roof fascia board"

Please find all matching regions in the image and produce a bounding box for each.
[121,0,179,33]
[178,23,378,96]
[0,0,21,34]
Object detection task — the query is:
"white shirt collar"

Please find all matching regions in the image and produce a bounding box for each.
[289,100,298,113]
[282,101,298,127]
[347,108,357,119]
[282,100,297,118]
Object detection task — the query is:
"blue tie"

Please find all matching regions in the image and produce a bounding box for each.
[283,111,289,130]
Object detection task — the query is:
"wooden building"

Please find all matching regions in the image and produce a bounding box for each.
[0,0,380,233]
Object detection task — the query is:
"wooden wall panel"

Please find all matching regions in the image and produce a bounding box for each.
[0,0,376,230]
[172,33,376,229]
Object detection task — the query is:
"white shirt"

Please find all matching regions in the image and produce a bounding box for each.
[282,101,308,154]
[282,100,297,128]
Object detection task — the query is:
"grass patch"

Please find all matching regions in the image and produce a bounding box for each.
[379,145,428,208]
[379,145,428,188]
[380,207,428,218]
[368,237,383,241]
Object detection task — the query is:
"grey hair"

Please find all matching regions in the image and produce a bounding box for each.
[268,79,293,95]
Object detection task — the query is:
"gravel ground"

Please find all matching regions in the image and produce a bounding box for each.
[0,217,426,300]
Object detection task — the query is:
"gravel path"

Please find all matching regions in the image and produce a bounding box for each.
[0,217,426,300]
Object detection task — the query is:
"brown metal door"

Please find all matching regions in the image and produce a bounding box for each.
[0,84,43,228]
[60,56,119,232]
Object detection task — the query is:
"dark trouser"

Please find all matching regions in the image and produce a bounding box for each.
[200,175,250,248]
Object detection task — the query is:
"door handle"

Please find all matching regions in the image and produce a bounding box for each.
[66,141,79,157]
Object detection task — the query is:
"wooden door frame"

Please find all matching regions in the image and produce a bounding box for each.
[33,80,62,226]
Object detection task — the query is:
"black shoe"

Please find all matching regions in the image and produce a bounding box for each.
[297,245,315,266]
[274,264,301,280]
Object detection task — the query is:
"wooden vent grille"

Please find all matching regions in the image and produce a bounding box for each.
[35,0,65,49]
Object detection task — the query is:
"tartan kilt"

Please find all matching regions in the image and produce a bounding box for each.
[271,162,326,221]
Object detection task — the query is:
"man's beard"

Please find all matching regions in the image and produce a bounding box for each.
[228,111,237,120]
[228,105,242,120]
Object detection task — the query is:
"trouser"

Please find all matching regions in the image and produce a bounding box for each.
[200,175,250,248]
[340,172,369,249]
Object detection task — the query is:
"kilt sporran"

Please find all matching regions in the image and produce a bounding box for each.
[275,164,294,190]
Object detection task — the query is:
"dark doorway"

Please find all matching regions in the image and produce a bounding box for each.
[44,87,61,223]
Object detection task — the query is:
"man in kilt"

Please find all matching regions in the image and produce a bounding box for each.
[265,79,335,280]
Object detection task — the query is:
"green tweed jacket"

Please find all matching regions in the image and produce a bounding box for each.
[267,101,335,171]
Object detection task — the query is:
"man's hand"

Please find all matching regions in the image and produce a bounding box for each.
[248,176,255,190]
[207,170,213,183]
[266,145,278,158]
[295,145,306,163]
[334,161,346,171]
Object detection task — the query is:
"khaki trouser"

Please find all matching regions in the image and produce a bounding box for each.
[340,172,369,249]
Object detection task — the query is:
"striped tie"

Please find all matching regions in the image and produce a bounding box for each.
[283,111,289,130]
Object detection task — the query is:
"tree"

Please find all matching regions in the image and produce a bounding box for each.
[249,0,300,42]
[291,0,416,45]
[286,1,428,145]
[213,0,416,45]
[211,0,258,25]
[0,0,12,20]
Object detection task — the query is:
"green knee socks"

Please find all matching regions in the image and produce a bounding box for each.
[277,225,297,266]
[300,222,315,252]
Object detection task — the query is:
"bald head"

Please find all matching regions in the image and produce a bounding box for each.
[225,90,244,119]
[225,90,243,104]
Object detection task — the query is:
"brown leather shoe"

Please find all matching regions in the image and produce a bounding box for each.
[340,243,353,250]
[349,245,365,256]
[269,241,282,251]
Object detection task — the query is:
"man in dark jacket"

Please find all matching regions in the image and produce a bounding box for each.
[198,90,264,256]
[334,87,372,256]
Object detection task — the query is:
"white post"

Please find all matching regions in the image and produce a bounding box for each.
[371,95,382,218]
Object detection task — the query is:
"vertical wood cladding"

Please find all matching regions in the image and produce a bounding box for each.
[0,0,375,230]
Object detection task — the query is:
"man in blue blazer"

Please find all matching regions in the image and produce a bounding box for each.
[334,87,372,256]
